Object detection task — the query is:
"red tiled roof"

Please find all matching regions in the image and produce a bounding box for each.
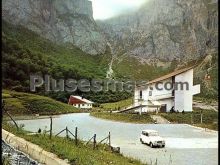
[68,96,87,105]
[68,96,94,105]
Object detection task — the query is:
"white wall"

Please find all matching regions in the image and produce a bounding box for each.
[149,78,173,100]
[174,69,200,112]
[136,99,174,112]
[134,69,200,112]
[192,84,201,95]
[159,98,174,112]
[134,87,149,106]
[134,78,174,112]
[73,103,92,109]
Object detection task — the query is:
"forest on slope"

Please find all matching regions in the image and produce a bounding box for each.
[2,20,217,104]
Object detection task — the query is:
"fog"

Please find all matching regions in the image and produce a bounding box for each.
[91,0,150,20]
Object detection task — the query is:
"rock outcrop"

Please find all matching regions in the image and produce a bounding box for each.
[2,0,218,62]
[98,0,218,62]
[2,0,107,55]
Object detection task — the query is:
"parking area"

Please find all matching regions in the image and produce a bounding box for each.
[16,113,218,165]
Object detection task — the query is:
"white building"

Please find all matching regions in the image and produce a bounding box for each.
[134,67,200,112]
[68,95,94,109]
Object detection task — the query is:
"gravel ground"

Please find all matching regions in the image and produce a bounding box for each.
[2,140,41,165]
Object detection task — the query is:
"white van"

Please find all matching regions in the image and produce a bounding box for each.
[140,130,165,148]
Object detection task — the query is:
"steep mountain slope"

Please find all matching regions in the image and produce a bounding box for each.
[2,21,134,103]
[2,0,218,101]
[194,52,218,99]
[98,0,218,63]
[2,21,109,81]
[2,0,107,55]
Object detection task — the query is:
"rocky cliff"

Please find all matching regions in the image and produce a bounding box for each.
[2,0,107,55]
[98,0,218,64]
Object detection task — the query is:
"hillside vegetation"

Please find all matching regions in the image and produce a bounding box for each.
[2,21,132,103]
[90,112,153,124]
[3,123,144,165]
[2,20,173,103]
[98,98,133,111]
[160,109,218,130]
[2,90,80,115]
[2,20,217,103]
[194,54,218,100]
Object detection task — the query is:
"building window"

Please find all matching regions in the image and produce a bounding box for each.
[139,90,142,99]
[172,90,175,96]
[149,91,152,96]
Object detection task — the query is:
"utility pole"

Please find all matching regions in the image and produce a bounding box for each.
[49,117,52,139]
[191,113,193,124]
[108,132,111,147]
[139,99,143,115]
[200,110,203,124]
[2,100,19,130]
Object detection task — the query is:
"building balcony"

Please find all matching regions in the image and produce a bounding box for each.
[149,93,174,100]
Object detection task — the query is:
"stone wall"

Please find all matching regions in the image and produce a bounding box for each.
[2,129,69,165]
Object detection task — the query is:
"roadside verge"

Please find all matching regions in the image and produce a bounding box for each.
[2,129,69,165]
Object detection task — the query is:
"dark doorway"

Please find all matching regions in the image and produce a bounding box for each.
[139,90,142,99]
[172,90,175,96]
[160,104,167,113]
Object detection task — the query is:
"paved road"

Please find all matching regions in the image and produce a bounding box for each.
[193,101,218,111]
[15,113,218,165]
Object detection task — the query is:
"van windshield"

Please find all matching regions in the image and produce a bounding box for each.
[149,132,158,136]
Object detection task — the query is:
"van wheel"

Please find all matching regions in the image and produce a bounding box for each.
[162,145,165,148]
[150,142,154,148]
[140,138,143,144]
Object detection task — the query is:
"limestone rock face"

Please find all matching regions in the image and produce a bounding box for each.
[98,0,218,62]
[2,0,107,55]
[2,0,217,60]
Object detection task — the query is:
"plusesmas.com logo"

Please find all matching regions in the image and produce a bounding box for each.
[30,75,189,93]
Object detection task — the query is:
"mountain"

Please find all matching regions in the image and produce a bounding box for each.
[2,21,136,103]
[98,0,218,64]
[2,0,218,100]
[3,0,217,62]
[97,0,218,99]
[2,0,107,55]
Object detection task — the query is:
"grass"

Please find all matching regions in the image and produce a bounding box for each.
[90,112,154,124]
[159,109,218,130]
[98,98,133,111]
[2,90,80,116]
[194,96,218,105]
[3,123,144,165]
[112,52,172,80]
[2,156,10,165]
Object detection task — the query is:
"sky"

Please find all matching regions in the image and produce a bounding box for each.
[91,0,148,20]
